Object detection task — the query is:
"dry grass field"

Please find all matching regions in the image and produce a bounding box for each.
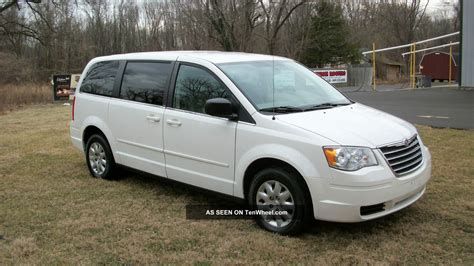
[0,84,52,113]
[0,104,473,264]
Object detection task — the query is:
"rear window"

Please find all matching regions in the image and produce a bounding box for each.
[119,62,172,105]
[80,61,120,96]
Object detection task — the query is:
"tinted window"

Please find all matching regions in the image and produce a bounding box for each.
[173,65,229,113]
[80,61,119,96]
[120,62,172,105]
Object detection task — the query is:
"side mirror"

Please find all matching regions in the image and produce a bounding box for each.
[205,98,238,120]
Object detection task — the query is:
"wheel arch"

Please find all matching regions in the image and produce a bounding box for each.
[83,125,106,148]
[242,158,312,205]
[81,122,119,163]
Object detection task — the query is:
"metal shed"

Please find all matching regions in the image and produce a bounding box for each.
[419,51,459,82]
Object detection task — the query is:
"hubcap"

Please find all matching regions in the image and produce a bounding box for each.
[88,142,107,175]
[256,180,294,228]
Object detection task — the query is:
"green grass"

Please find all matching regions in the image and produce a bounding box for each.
[0,104,473,264]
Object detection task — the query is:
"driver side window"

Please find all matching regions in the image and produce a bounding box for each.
[173,65,229,114]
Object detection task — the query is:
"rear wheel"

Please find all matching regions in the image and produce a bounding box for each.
[85,134,116,180]
[248,167,312,235]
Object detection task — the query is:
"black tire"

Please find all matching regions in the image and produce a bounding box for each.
[248,167,312,235]
[85,134,116,180]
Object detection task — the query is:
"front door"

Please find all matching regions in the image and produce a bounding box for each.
[163,64,237,195]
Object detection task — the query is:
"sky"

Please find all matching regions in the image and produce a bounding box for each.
[423,0,458,17]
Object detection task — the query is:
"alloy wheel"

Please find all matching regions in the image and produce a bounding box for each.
[256,180,295,228]
[88,142,107,175]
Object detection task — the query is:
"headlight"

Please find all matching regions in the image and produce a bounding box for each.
[323,146,378,171]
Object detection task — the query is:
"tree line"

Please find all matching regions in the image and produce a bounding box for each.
[0,0,459,84]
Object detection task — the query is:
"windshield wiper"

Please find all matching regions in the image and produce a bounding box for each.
[302,102,352,111]
[259,106,304,113]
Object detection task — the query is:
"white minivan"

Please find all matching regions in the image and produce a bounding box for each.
[70,51,431,234]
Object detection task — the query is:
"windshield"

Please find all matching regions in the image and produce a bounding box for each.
[217,60,351,112]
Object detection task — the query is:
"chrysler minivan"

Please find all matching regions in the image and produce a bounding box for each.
[70,51,431,234]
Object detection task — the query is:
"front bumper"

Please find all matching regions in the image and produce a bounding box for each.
[308,146,432,222]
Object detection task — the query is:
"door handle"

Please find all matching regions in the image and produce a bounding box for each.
[166,119,182,126]
[146,115,160,122]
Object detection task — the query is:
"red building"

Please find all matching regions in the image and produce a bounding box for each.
[419,51,459,82]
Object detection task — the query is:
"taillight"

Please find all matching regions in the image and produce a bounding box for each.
[72,96,76,121]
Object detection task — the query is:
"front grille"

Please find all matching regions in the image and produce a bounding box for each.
[379,135,423,176]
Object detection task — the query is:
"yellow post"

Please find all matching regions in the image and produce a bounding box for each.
[410,45,412,88]
[372,42,376,91]
[449,42,452,84]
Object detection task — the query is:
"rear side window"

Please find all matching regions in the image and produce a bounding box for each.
[119,62,172,105]
[80,61,119,96]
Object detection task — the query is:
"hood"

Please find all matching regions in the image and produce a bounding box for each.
[276,103,417,147]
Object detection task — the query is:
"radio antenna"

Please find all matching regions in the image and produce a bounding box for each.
[272,55,275,120]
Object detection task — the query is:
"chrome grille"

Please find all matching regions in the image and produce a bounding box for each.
[379,135,423,176]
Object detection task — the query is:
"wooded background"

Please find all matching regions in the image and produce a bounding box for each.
[0,0,459,84]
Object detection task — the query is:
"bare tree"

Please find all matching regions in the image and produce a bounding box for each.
[143,0,165,51]
[0,0,50,48]
[1,0,461,85]
[0,0,42,14]
[378,0,430,45]
[258,0,306,54]
[280,2,312,59]
[177,0,261,52]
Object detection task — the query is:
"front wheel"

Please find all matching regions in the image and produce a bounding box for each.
[85,134,116,180]
[248,167,312,235]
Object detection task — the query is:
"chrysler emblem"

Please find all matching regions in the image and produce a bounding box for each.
[404,138,410,146]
